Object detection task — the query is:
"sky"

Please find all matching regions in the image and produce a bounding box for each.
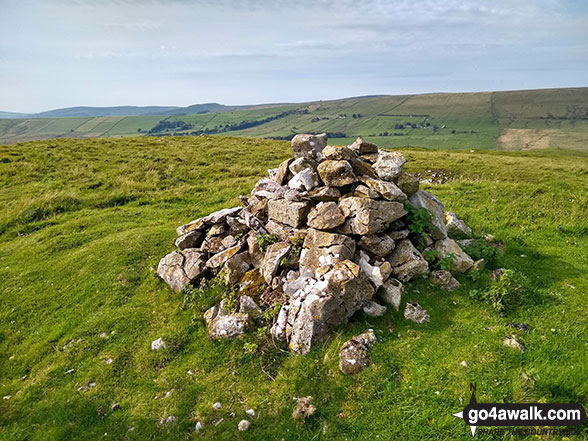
[0,0,587,113]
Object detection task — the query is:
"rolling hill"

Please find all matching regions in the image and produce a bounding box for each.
[1,87,587,151]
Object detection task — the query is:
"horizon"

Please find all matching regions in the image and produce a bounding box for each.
[2,0,588,113]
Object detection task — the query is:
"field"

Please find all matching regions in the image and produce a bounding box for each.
[0,136,587,440]
[2,88,588,151]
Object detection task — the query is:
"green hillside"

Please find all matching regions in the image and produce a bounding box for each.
[1,88,588,151]
[0,136,587,440]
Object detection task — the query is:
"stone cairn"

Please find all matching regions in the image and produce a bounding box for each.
[157,134,475,355]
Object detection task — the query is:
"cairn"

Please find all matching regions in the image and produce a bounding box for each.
[157,134,475,354]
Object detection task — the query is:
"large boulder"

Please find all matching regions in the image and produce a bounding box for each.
[387,239,429,282]
[408,191,448,240]
[317,160,358,187]
[291,133,327,162]
[374,151,406,181]
[299,229,356,273]
[339,197,406,235]
[157,251,191,293]
[267,199,311,228]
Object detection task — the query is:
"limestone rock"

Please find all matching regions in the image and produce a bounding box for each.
[291,133,327,162]
[445,211,473,238]
[207,243,243,269]
[261,242,292,283]
[306,186,340,201]
[353,184,379,199]
[182,249,208,280]
[374,151,406,181]
[362,300,387,317]
[274,158,293,185]
[317,160,358,187]
[223,252,251,285]
[432,237,474,273]
[267,199,310,228]
[387,239,429,282]
[207,222,228,237]
[151,338,166,351]
[361,176,407,202]
[397,172,420,196]
[431,269,461,291]
[270,305,290,341]
[265,219,294,241]
[357,233,396,257]
[404,302,430,324]
[238,420,250,431]
[299,229,356,273]
[177,207,242,236]
[358,251,391,288]
[503,334,525,352]
[205,303,250,340]
[339,329,377,375]
[238,268,266,299]
[307,202,346,230]
[157,251,190,293]
[408,191,447,240]
[252,178,285,200]
[239,295,262,318]
[246,233,265,268]
[322,145,356,161]
[339,197,406,235]
[288,168,319,192]
[289,157,318,174]
[377,278,404,310]
[175,230,204,250]
[349,158,378,179]
[348,137,378,154]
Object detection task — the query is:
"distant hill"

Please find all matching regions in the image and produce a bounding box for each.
[1,87,587,151]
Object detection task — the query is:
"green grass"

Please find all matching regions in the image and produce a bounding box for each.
[0,136,587,440]
[2,88,588,151]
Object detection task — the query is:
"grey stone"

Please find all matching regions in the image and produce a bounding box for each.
[317,160,358,187]
[445,211,473,238]
[357,233,396,257]
[377,278,404,310]
[396,172,420,196]
[339,197,406,235]
[307,201,346,230]
[353,184,379,199]
[322,145,356,161]
[267,199,310,228]
[274,158,293,185]
[270,305,290,341]
[387,239,429,282]
[404,302,430,323]
[306,186,341,201]
[339,329,377,375]
[182,248,208,280]
[175,230,204,250]
[246,233,265,268]
[261,242,292,283]
[299,228,356,273]
[288,168,319,192]
[348,137,379,154]
[176,207,242,236]
[431,269,461,291]
[291,133,327,162]
[239,295,262,318]
[151,338,166,351]
[432,237,474,273]
[361,176,407,202]
[207,243,243,269]
[374,150,406,181]
[408,191,447,240]
[292,396,316,421]
[289,157,318,174]
[503,334,525,352]
[223,252,251,285]
[362,300,387,317]
[157,251,190,293]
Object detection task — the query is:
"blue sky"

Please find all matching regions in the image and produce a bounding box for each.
[1,0,587,112]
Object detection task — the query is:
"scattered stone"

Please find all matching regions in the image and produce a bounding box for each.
[64,368,75,375]
[507,322,529,331]
[160,416,176,425]
[317,160,358,187]
[270,305,290,341]
[111,403,121,411]
[404,302,430,324]
[213,402,222,410]
[292,396,316,421]
[105,358,113,365]
[195,421,203,431]
[445,211,473,238]
[362,300,387,317]
[431,270,461,291]
[377,278,404,310]
[339,329,377,375]
[490,268,506,281]
[238,420,250,431]
[374,151,406,181]
[461,360,468,368]
[503,335,525,352]
[246,408,255,417]
[151,338,166,351]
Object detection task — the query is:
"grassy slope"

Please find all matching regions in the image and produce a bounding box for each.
[2,88,587,151]
[0,136,587,440]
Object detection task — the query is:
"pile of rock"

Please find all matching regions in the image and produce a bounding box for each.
[157,134,476,354]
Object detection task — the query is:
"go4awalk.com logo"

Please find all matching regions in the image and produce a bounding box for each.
[452,384,586,437]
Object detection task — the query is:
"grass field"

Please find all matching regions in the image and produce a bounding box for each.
[0,136,587,440]
[2,88,587,151]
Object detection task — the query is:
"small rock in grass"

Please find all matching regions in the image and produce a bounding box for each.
[238,420,250,431]
[195,421,203,431]
[362,300,387,317]
[151,338,166,351]
[507,322,529,331]
[404,302,430,324]
[160,415,176,425]
[111,403,121,411]
[246,408,255,417]
[339,329,377,375]
[213,401,222,410]
[292,396,316,421]
[461,360,468,367]
[431,269,460,291]
[503,335,525,352]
